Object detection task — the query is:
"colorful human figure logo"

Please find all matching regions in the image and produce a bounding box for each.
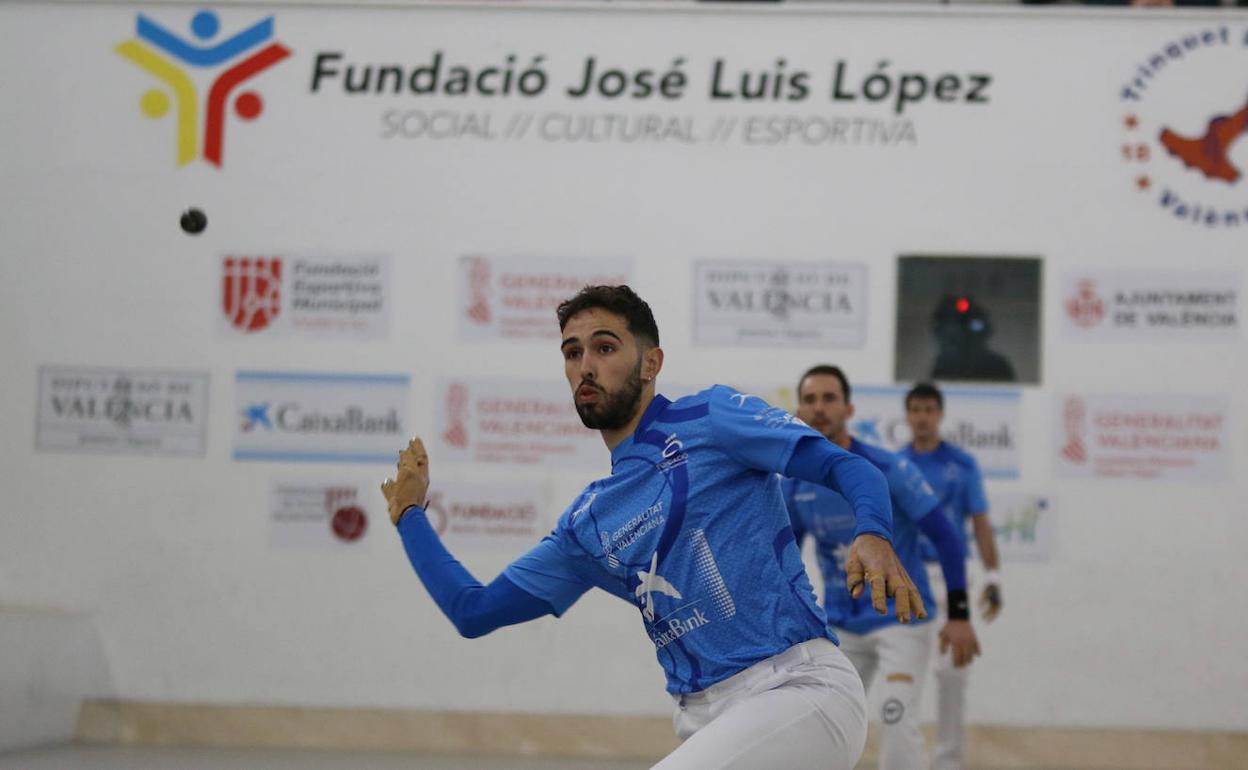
[117,9,291,167]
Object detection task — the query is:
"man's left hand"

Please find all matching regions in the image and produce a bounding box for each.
[939,620,981,668]
[845,534,928,624]
[979,583,1002,623]
[381,437,431,525]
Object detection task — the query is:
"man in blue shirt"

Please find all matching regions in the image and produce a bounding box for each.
[381,285,926,769]
[902,382,1002,770]
[783,365,979,770]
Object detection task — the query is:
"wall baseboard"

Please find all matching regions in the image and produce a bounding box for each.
[77,700,1248,770]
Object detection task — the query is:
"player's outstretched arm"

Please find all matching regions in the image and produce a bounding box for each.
[382,439,556,638]
[786,437,927,623]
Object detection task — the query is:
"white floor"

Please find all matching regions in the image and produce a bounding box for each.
[0,744,1103,769]
[0,745,655,770]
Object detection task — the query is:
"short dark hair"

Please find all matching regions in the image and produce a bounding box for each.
[905,382,944,410]
[797,365,851,404]
[556,285,660,348]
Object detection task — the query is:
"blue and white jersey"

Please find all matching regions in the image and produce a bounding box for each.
[899,442,988,563]
[503,386,835,695]
[783,439,940,636]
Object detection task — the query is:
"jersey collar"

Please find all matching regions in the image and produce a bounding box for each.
[610,394,671,468]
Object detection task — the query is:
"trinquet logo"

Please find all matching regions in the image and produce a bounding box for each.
[116,9,292,167]
[1118,26,1248,228]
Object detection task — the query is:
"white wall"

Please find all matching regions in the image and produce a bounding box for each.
[1,1,1245,733]
[0,610,112,751]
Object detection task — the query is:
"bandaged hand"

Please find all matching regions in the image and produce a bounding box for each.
[845,534,928,624]
[381,437,431,525]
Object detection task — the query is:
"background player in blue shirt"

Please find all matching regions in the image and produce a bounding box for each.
[783,365,980,770]
[902,382,1003,770]
[380,285,926,769]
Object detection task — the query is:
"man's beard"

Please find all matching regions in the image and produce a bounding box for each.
[575,359,644,431]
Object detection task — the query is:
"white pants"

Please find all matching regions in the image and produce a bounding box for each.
[839,623,932,770]
[653,638,867,769]
[927,565,969,770]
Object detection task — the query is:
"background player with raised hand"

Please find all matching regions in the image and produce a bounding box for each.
[381,285,925,769]
[783,365,980,770]
[902,382,1003,770]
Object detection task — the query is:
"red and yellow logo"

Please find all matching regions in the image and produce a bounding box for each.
[117,9,291,167]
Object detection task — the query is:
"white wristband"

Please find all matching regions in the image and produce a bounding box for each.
[984,568,1001,584]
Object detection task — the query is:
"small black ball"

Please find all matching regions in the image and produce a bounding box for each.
[180,208,207,235]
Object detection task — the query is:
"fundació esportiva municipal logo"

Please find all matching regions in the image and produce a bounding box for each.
[116,9,291,167]
[222,257,282,332]
[1118,26,1248,228]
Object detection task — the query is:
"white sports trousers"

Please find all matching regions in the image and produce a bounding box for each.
[839,621,934,770]
[652,638,868,769]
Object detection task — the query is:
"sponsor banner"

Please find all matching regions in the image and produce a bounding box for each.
[693,260,867,348]
[35,366,209,457]
[1062,270,1239,340]
[434,378,604,470]
[270,480,372,548]
[850,385,1021,479]
[458,255,632,341]
[985,493,1053,563]
[218,255,391,339]
[1055,394,1229,481]
[424,479,547,552]
[234,371,409,463]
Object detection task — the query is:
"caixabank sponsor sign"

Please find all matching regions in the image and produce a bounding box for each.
[234,371,409,463]
[36,366,209,456]
[849,385,1020,479]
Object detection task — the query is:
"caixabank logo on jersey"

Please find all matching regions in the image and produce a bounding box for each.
[234,371,409,463]
[116,8,291,167]
[1118,25,1248,228]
